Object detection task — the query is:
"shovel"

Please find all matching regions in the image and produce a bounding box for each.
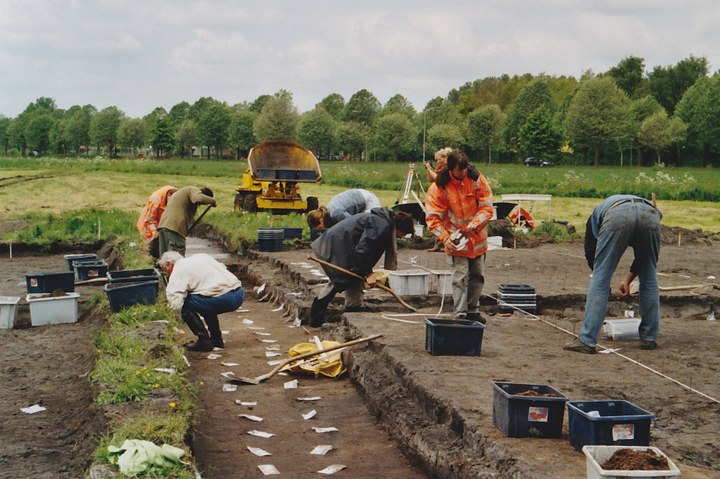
[187,203,213,235]
[308,256,417,312]
[228,334,382,385]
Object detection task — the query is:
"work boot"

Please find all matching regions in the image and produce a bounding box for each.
[185,336,214,352]
[204,314,224,349]
[182,311,210,338]
[639,339,657,350]
[310,287,337,327]
[563,337,596,354]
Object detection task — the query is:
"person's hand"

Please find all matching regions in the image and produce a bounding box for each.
[466,221,480,232]
[443,236,457,252]
[365,273,377,287]
[617,282,631,299]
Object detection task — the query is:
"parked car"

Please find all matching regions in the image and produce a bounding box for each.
[524,157,552,167]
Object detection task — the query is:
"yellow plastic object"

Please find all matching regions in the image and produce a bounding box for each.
[288,340,346,378]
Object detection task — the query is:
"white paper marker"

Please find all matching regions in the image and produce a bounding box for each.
[247,430,274,438]
[318,464,346,474]
[302,410,317,420]
[310,445,333,455]
[21,404,46,414]
[312,426,339,433]
[247,446,272,457]
[258,464,280,475]
[239,414,263,422]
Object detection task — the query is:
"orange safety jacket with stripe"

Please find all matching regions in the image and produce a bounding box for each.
[136,185,177,243]
[425,173,494,259]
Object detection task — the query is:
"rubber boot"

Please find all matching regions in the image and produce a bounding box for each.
[204,314,224,349]
[310,287,337,327]
[182,311,213,351]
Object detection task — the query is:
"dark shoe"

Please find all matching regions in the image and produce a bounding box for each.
[467,312,486,325]
[344,305,363,313]
[563,337,596,354]
[640,339,657,350]
[185,337,214,352]
[211,337,224,349]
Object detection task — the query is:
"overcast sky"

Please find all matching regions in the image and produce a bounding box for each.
[1,0,719,118]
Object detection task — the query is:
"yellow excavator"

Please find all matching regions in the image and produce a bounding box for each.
[234,140,322,214]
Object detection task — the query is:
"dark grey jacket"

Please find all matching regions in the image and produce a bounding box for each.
[311,207,398,290]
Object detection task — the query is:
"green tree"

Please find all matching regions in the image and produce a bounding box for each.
[646,55,708,114]
[297,107,337,158]
[175,119,197,159]
[427,124,463,154]
[118,118,148,157]
[382,94,416,119]
[25,114,55,154]
[0,116,10,155]
[607,56,645,98]
[197,104,230,158]
[503,78,554,156]
[167,101,191,129]
[227,109,257,159]
[637,110,687,165]
[465,105,505,163]
[373,113,416,162]
[675,75,720,166]
[253,90,299,142]
[63,105,95,156]
[7,116,28,156]
[316,93,345,120]
[90,106,124,157]
[249,95,272,113]
[563,77,630,166]
[343,89,380,127]
[336,121,369,161]
[518,105,562,161]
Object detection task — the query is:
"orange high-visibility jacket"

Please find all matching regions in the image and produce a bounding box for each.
[136,185,177,243]
[425,173,494,258]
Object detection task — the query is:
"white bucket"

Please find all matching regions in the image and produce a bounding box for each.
[388,269,430,296]
[27,292,79,326]
[0,296,21,329]
[603,318,641,340]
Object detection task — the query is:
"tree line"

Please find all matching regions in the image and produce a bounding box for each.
[1,55,718,167]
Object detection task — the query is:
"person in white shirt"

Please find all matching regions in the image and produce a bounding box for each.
[158,251,244,352]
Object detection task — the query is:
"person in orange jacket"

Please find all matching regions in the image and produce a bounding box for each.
[425,149,494,323]
[136,185,177,258]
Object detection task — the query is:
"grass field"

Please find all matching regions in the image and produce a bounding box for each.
[0,157,718,247]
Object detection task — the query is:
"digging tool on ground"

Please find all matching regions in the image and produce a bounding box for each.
[187,204,213,235]
[228,334,382,385]
[308,256,417,312]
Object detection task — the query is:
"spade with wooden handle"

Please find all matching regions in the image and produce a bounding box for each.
[308,256,417,312]
[228,334,382,385]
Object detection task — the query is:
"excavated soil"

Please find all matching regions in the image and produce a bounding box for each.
[0,228,718,478]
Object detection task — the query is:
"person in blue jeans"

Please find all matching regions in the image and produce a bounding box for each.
[159,251,245,352]
[564,195,662,354]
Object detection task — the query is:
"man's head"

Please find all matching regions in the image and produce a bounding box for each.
[394,211,415,238]
[434,147,453,173]
[157,250,183,276]
[201,187,214,197]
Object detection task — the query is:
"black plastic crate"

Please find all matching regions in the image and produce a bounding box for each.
[64,253,98,271]
[492,382,568,438]
[103,280,159,313]
[425,318,485,356]
[107,268,160,284]
[25,271,76,293]
[567,400,655,451]
[75,260,108,281]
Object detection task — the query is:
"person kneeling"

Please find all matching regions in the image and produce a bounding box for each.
[158,251,245,352]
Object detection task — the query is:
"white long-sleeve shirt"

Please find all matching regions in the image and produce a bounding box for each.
[165,253,242,311]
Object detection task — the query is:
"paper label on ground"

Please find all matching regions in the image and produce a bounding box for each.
[612,423,635,441]
[310,445,333,455]
[259,339,277,343]
[247,446,272,457]
[248,430,274,438]
[206,354,221,360]
[528,407,549,422]
[21,404,46,414]
[240,414,264,422]
[242,318,254,324]
[318,464,346,474]
[284,379,298,389]
[302,410,317,420]
[235,399,258,407]
[297,396,322,401]
[154,367,176,374]
[265,351,281,357]
[267,359,283,366]
[258,464,280,475]
[312,426,338,433]
[221,362,240,367]
[222,383,237,392]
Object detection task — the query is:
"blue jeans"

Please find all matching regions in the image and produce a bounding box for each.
[182,288,244,339]
[580,202,660,346]
[447,254,485,318]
